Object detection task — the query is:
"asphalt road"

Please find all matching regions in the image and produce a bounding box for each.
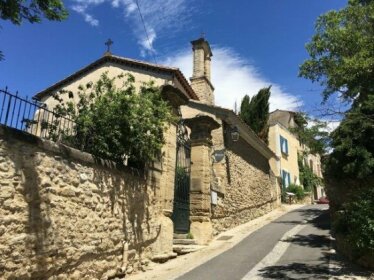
[175,204,371,280]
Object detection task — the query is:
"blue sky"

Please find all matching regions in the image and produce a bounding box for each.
[0,0,346,119]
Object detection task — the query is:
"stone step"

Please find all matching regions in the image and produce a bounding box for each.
[173,233,188,239]
[173,244,206,255]
[173,239,197,245]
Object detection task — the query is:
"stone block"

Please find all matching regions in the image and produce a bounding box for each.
[189,220,212,245]
[0,162,10,172]
[0,186,14,199]
[58,187,76,197]
[190,193,211,212]
[151,214,173,257]
[2,198,26,212]
[190,178,202,192]
[79,173,88,183]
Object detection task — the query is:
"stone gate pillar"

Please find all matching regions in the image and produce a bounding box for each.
[185,115,220,245]
[151,86,189,262]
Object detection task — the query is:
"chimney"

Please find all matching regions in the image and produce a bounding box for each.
[190,38,214,105]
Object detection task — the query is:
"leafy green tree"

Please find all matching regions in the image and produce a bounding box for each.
[239,86,271,142]
[0,0,68,24]
[47,72,175,167]
[291,112,330,155]
[299,0,374,179]
[325,96,374,179]
[299,0,374,104]
[300,0,374,263]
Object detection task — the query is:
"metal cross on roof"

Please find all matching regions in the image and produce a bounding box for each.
[105,38,113,53]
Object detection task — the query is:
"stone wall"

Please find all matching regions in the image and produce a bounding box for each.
[0,125,176,279]
[181,106,279,236]
[211,136,278,235]
[299,193,313,205]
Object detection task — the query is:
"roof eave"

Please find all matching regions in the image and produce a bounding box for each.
[187,100,278,160]
[34,55,199,101]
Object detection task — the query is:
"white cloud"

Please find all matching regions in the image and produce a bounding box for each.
[161,47,302,111]
[306,118,340,139]
[325,120,340,132]
[71,0,191,55]
[123,0,137,15]
[71,0,107,26]
[83,14,100,26]
[72,4,100,26]
[139,27,156,57]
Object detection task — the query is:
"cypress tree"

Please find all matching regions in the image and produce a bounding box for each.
[239,86,271,143]
[239,95,251,119]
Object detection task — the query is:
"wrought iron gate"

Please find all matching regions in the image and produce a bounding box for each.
[172,122,191,233]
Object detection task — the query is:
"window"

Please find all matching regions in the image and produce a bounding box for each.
[280,136,289,155]
[309,159,314,173]
[281,170,291,189]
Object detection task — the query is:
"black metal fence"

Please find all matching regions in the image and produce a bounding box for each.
[0,88,75,140]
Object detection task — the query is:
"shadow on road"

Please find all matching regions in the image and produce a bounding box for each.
[258,262,331,279]
[257,206,373,279]
[272,206,329,228]
[284,234,331,249]
[282,211,331,249]
[257,258,372,280]
[272,220,303,226]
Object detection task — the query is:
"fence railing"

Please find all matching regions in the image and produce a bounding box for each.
[0,88,76,141]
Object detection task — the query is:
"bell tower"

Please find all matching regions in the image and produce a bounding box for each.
[190,38,214,105]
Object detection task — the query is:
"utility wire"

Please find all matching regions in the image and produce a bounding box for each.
[134,0,158,64]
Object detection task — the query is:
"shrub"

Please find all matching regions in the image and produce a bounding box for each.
[286,184,306,200]
[186,232,194,239]
[333,187,374,254]
[46,72,175,167]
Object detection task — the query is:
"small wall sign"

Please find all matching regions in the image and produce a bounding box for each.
[212,149,225,163]
[211,190,218,205]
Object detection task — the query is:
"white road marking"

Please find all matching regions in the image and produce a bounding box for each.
[241,223,307,280]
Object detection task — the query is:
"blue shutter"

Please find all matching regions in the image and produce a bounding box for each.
[280,136,283,153]
[285,138,289,155]
[280,136,288,155]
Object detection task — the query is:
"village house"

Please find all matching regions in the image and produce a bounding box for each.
[305,152,325,199]
[268,110,301,188]
[0,37,279,279]
[268,109,324,200]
